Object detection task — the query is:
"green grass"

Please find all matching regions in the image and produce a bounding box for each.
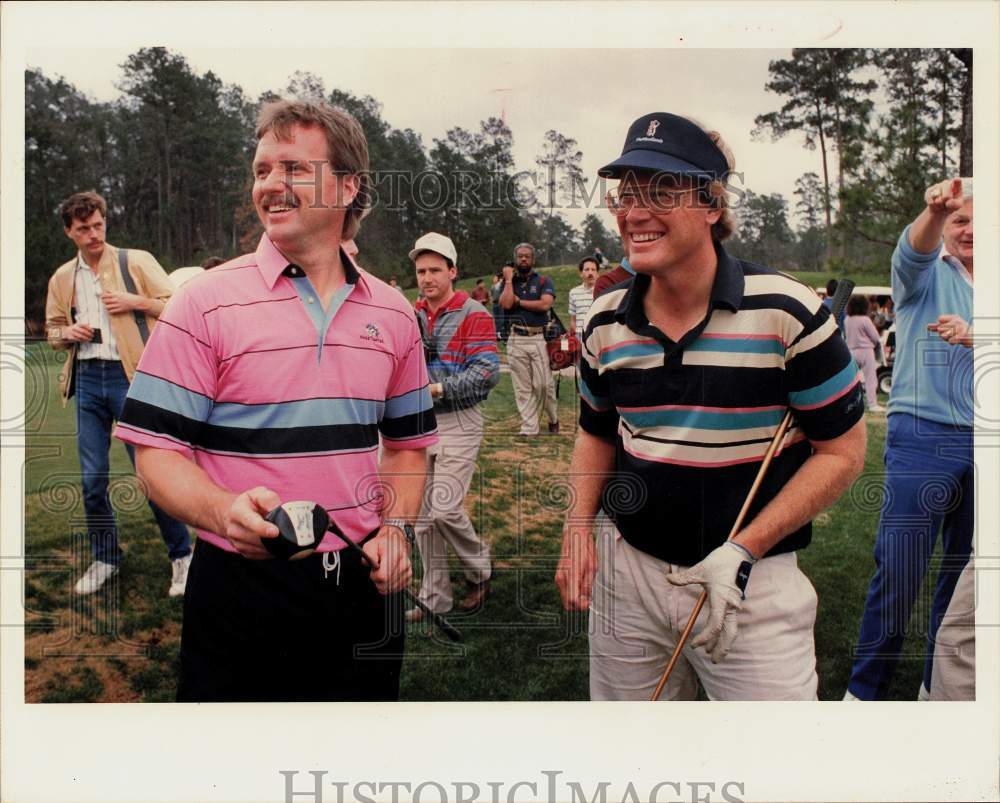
[22,308,937,702]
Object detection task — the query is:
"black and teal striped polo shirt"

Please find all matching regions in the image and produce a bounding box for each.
[579,243,864,566]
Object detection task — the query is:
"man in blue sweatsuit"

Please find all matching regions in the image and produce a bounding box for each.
[846,177,974,700]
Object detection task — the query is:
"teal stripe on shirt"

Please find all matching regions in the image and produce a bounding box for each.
[687,337,785,355]
[620,407,786,430]
[598,342,662,365]
[788,361,857,408]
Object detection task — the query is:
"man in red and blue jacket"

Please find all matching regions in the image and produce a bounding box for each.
[409,233,500,619]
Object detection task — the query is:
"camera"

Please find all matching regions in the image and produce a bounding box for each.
[90,328,103,344]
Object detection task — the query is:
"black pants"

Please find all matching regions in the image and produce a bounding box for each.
[177,541,405,702]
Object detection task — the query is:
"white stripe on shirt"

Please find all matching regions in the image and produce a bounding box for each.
[568,284,595,338]
[74,256,121,361]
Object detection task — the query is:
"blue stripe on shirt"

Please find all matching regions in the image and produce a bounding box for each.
[128,372,214,421]
[384,386,434,420]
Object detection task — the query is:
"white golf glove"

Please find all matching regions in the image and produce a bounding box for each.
[665,541,757,663]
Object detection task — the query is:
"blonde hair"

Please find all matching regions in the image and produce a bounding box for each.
[256,99,371,241]
[683,116,736,242]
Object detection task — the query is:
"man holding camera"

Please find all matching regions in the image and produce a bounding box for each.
[45,191,192,597]
[500,243,560,435]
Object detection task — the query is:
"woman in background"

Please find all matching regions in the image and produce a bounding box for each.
[845,294,884,412]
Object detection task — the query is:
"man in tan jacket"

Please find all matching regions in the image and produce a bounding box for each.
[45,191,192,596]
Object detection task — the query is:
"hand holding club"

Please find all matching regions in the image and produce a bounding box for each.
[224,486,281,559]
[364,525,414,595]
[665,541,757,663]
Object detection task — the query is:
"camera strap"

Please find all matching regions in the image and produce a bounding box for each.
[117,249,150,344]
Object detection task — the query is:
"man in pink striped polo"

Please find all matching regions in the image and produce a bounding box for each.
[115,100,437,702]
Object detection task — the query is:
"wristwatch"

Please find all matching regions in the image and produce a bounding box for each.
[383,518,416,545]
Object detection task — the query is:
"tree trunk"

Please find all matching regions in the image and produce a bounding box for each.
[814,97,833,263]
[156,167,164,254]
[951,49,973,176]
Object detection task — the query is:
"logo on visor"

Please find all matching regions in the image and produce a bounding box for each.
[646,120,661,137]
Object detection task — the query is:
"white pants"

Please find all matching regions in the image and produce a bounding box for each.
[929,557,976,701]
[589,522,819,701]
[414,408,491,613]
[507,332,558,435]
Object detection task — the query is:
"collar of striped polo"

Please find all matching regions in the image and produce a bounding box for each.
[255,232,368,294]
[614,239,744,328]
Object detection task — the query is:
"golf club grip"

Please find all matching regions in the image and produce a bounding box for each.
[829,278,855,321]
[334,529,463,643]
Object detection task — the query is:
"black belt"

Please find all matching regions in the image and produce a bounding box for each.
[511,325,544,335]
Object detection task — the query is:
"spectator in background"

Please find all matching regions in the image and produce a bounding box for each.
[388,275,405,294]
[500,243,559,435]
[592,245,608,269]
[45,190,192,597]
[470,278,489,305]
[844,294,884,412]
[409,232,499,621]
[593,241,633,298]
[822,279,846,331]
[925,313,975,701]
[201,256,226,269]
[846,176,974,702]
[568,256,599,341]
[491,267,510,341]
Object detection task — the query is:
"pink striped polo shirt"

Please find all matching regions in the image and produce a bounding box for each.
[115,234,437,553]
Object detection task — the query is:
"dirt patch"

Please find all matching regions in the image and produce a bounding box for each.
[25,622,181,703]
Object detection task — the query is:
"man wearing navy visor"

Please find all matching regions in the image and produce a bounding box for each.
[555,112,866,700]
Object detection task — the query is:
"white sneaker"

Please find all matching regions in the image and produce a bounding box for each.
[169,553,193,598]
[74,560,119,595]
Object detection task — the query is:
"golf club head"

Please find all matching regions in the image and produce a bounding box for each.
[264,501,332,560]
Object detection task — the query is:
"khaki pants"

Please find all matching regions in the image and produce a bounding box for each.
[507,332,558,435]
[414,408,491,613]
[589,522,819,701]
[929,557,976,700]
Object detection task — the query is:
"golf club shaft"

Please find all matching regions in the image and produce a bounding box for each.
[334,530,463,642]
[649,279,856,701]
[649,410,793,701]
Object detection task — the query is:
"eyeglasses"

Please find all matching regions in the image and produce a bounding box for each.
[605,186,703,216]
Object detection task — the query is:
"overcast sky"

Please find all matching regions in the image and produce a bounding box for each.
[27,46,827,232]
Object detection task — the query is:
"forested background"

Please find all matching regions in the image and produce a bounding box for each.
[25,47,971,328]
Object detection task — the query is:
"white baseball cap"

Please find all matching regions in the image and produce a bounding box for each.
[408,232,457,263]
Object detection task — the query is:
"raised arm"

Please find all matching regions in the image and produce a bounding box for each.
[908,178,965,254]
